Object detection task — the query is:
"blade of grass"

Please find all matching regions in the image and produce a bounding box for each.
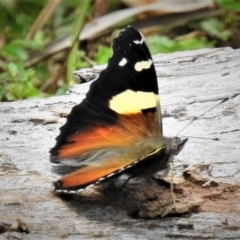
[26,0,214,67]
[26,0,62,40]
[47,1,90,93]
[66,1,90,86]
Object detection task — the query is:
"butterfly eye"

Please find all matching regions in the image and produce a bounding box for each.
[171,137,188,155]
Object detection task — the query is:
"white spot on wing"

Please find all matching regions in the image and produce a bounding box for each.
[107,173,115,178]
[133,38,144,44]
[69,190,76,194]
[135,59,152,72]
[77,189,84,192]
[85,184,94,189]
[119,58,127,66]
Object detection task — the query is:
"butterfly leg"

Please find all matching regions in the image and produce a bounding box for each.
[115,176,133,196]
[169,162,176,208]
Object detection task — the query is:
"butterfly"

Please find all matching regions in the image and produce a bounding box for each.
[50,26,188,193]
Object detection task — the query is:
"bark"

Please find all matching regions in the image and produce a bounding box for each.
[0,47,240,239]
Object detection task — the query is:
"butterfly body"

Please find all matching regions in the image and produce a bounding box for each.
[50,26,187,192]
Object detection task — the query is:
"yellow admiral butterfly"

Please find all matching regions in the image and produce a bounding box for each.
[50,26,188,193]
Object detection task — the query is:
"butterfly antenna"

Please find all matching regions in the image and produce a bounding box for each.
[180,136,219,141]
[177,97,229,136]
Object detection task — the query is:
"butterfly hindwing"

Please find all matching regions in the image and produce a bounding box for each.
[50,26,165,192]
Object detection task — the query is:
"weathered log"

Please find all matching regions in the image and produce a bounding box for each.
[0,47,240,239]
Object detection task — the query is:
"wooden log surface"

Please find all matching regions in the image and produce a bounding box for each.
[0,47,240,239]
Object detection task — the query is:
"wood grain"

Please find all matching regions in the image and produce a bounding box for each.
[1,47,240,239]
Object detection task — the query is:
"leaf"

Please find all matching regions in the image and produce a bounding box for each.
[6,81,39,100]
[200,18,232,41]
[0,43,28,60]
[146,35,213,54]
[94,46,112,64]
[216,0,240,11]
[146,36,175,54]
[7,63,20,78]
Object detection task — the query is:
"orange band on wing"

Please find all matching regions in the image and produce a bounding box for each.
[59,156,131,188]
[58,125,128,159]
[57,112,157,160]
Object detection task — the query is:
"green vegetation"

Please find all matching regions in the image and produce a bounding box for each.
[0,0,239,101]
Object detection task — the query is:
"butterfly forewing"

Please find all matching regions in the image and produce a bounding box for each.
[50,26,165,192]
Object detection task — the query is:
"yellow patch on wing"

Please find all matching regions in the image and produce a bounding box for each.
[135,59,152,71]
[110,90,157,114]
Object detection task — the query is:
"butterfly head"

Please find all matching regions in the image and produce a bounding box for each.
[164,137,188,156]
